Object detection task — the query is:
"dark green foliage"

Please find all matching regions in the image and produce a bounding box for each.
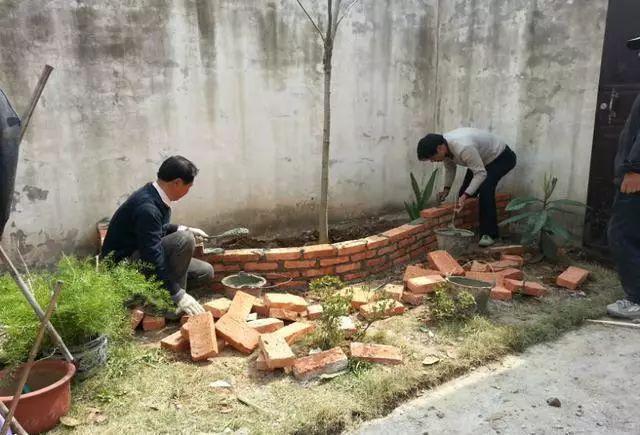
[404,169,438,220]
[430,285,477,322]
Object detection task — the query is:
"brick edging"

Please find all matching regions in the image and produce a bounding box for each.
[197,194,511,292]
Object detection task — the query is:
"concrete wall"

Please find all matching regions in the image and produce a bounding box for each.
[0,0,438,264]
[0,0,607,264]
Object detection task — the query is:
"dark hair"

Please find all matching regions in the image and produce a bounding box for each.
[157,156,199,183]
[417,134,446,160]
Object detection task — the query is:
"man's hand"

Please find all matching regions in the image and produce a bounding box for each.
[437,187,451,203]
[187,227,209,239]
[621,172,640,193]
[176,292,205,315]
[455,194,468,213]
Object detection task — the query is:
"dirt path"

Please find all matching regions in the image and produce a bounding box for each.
[351,324,640,435]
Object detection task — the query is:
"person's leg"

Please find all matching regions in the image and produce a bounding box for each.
[607,193,640,318]
[458,169,473,198]
[161,231,196,290]
[478,147,517,238]
[187,258,214,290]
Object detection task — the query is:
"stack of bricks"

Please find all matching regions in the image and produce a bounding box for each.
[197,194,511,291]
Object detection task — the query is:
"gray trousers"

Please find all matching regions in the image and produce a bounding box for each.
[133,231,214,292]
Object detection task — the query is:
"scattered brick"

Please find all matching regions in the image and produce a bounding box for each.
[490,286,512,301]
[403,265,442,284]
[264,293,308,312]
[500,254,524,267]
[359,299,406,320]
[252,298,269,317]
[131,309,144,330]
[465,271,498,284]
[204,298,232,318]
[142,315,165,331]
[350,342,403,365]
[160,330,190,353]
[284,259,317,269]
[402,291,425,306]
[264,247,302,261]
[504,279,548,297]
[339,286,377,309]
[307,304,323,320]
[469,261,490,272]
[259,333,295,369]
[246,312,258,322]
[365,235,390,250]
[489,259,522,271]
[302,244,336,259]
[227,291,256,320]
[382,284,403,301]
[256,351,271,371]
[275,322,316,345]
[406,275,446,294]
[338,316,357,337]
[188,312,219,361]
[215,314,260,354]
[333,239,367,256]
[180,322,191,339]
[556,266,590,290]
[269,307,307,322]
[248,318,284,333]
[293,347,349,381]
[427,250,465,276]
[486,245,525,256]
[497,268,523,281]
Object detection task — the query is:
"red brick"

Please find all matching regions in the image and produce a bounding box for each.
[188,312,219,361]
[366,257,387,268]
[204,298,232,318]
[264,247,303,261]
[215,314,260,354]
[381,225,414,242]
[393,254,411,265]
[212,264,242,272]
[495,193,511,202]
[377,244,398,256]
[359,300,406,320]
[427,250,465,276]
[469,261,490,272]
[350,251,370,262]
[370,262,393,274]
[340,287,377,309]
[302,267,336,278]
[131,309,145,330]
[486,245,525,256]
[293,347,349,381]
[410,248,425,260]
[382,284,403,301]
[248,318,284,333]
[489,259,522,271]
[221,249,263,263]
[259,333,295,369]
[389,248,407,260]
[490,286,512,301]
[336,262,361,274]
[333,239,367,256]
[420,206,453,219]
[252,298,269,317]
[227,291,256,320]
[365,235,390,250]
[398,236,416,248]
[465,271,498,284]
[342,271,369,281]
[402,291,425,305]
[212,282,225,292]
[402,264,442,284]
[264,293,308,311]
[500,254,524,267]
[272,280,308,289]
[180,315,190,325]
[243,262,279,272]
[161,330,190,353]
[264,271,302,280]
[497,268,523,281]
[320,256,350,266]
[302,244,337,259]
[307,304,323,320]
[142,315,165,331]
[180,322,191,339]
[284,259,317,269]
[350,342,403,365]
[269,307,307,322]
[504,279,548,297]
[406,275,446,294]
[556,266,589,290]
[275,322,316,345]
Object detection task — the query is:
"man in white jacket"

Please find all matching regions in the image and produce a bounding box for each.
[417,127,517,247]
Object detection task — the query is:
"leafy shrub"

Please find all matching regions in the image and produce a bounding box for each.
[309,275,343,294]
[429,285,477,322]
[308,277,351,350]
[0,256,172,366]
[404,170,438,220]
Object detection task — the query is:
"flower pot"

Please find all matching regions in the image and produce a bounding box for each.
[0,360,76,434]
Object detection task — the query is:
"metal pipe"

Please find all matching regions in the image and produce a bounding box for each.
[0,280,63,435]
[18,65,53,144]
[0,244,73,361]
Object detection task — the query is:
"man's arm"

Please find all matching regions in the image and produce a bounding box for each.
[623,132,640,174]
[133,205,184,302]
[459,147,487,196]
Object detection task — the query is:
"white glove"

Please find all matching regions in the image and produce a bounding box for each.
[187,227,208,239]
[176,292,205,315]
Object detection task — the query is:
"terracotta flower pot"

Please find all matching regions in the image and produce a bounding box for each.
[0,360,76,434]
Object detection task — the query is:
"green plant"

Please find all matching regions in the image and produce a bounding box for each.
[499,174,587,260]
[309,275,344,294]
[404,169,439,220]
[429,285,476,322]
[0,256,172,366]
[308,276,351,350]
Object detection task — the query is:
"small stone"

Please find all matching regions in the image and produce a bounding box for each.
[436,411,445,418]
[547,397,561,407]
[209,380,233,389]
[422,356,440,366]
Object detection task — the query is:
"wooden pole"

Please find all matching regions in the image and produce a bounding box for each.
[0,402,27,435]
[18,65,53,144]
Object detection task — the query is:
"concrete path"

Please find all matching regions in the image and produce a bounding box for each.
[351,324,640,435]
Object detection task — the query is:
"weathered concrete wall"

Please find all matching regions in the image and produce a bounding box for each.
[0,0,438,264]
[433,0,607,232]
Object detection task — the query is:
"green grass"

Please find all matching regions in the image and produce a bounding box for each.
[49,262,621,434]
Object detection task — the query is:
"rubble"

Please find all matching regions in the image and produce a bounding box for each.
[204,298,232,318]
[293,347,348,381]
[188,311,219,361]
[259,333,295,369]
[248,318,285,333]
[427,250,465,276]
[264,292,308,312]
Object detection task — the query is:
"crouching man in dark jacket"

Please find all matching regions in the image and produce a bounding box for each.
[606,36,640,320]
[101,156,213,315]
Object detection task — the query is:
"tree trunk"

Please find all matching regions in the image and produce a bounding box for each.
[319,40,333,244]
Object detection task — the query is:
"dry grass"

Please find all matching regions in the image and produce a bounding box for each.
[50,260,622,434]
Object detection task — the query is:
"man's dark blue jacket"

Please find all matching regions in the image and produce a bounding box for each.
[101,183,180,298]
[614,94,640,184]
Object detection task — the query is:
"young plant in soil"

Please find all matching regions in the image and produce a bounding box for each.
[429,284,477,323]
[404,169,439,220]
[308,276,351,350]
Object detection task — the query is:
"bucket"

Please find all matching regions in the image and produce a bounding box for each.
[446,275,493,313]
[434,228,475,257]
[52,334,107,381]
[221,272,267,298]
[0,360,76,434]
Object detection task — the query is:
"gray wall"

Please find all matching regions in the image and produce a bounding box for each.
[0,0,607,264]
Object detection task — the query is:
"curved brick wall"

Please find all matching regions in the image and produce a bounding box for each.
[198,194,511,292]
